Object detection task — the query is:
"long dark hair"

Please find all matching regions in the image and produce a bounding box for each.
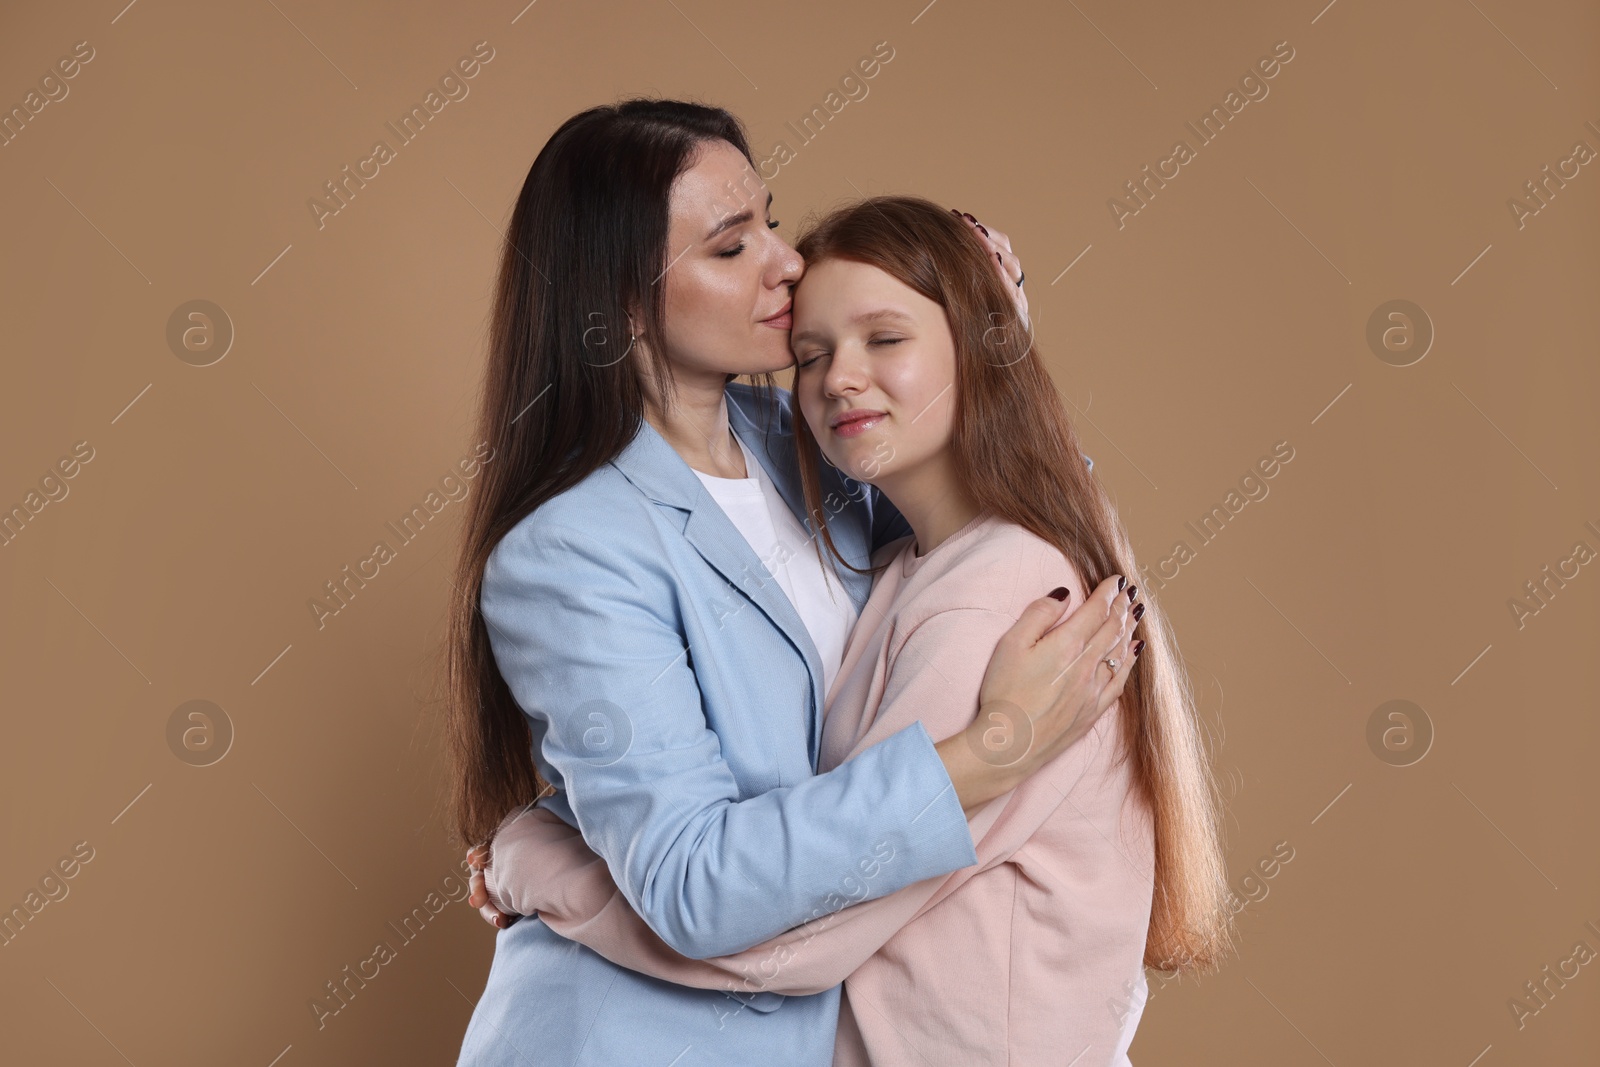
[442,98,777,849]
[792,196,1234,973]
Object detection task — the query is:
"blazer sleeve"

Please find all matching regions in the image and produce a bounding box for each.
[478,517,980,961]
[486,605,1116,995]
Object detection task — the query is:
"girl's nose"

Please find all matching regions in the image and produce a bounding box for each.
[824,350,866,396]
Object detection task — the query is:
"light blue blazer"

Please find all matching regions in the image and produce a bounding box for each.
[456,382,983,1067]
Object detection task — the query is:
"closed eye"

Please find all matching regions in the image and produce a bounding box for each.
[719,220,781,258]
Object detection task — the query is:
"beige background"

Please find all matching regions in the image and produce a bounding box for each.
[1,0,1596,1063]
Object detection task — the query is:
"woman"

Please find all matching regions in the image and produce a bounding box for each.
[445,99,1141,1067]
[474,198,1233,1065]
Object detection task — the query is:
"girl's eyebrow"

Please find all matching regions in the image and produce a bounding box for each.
[847,308,915,327]
[792,308,913,346]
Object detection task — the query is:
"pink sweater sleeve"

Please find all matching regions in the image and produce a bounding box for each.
[487,595,1117,998]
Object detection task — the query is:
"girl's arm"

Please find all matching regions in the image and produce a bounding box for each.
[486,596,1123,997]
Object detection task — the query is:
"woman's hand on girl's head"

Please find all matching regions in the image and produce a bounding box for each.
[950,210,1029,332]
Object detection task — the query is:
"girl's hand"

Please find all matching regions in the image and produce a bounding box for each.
[951,210,1029,332]
[466,845,517,930]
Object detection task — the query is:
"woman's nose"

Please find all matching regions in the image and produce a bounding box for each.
[770,240,803,287]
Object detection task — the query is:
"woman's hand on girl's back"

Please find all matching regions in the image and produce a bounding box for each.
[466,846,515,930]
[937,575,1141,813]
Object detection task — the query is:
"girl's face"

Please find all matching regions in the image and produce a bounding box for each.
[652,140,803,380]
[791,258,960,487]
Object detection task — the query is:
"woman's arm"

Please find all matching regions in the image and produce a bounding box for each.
[483,597,1131,996]
[481,515,984,960]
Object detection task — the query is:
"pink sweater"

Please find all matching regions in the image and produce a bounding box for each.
[486,512,1157,1066]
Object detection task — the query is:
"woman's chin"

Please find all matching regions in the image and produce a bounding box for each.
[743,330,799,375]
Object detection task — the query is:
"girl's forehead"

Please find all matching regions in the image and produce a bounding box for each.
[796,257,885,292]
[794,260,921,311]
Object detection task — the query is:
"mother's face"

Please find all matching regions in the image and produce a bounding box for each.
[652,140,803,381]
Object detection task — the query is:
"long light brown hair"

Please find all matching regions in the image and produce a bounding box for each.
[791,196,1234,973]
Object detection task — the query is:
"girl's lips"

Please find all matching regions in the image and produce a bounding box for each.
[832,413,886,438]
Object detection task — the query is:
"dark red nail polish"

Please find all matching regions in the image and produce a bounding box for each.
[1133,639,1145,657]
[1126,585,1137,602]
[1116,576,1126,592]
[1132,603,1145,622]
[1047,586,1069,601]
[977,224,989,236]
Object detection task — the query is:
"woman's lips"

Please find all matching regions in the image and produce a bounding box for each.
[831,412,886,438]
[759,303,792,329]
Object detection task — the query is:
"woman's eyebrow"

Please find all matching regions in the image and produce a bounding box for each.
[705,191,774,240]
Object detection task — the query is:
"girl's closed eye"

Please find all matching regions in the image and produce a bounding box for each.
[796,336,903,367]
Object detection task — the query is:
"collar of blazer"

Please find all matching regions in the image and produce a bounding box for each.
[606,383,878,750]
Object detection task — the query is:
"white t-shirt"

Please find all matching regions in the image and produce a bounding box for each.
[692,432,860,700]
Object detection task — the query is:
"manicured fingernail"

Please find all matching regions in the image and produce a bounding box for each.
[1126,585,1138,602]
[963,212,977,222]
[1133,639,1146,657]
[1132,603,1145,622]
[977,224,989,236]
[1047,586,1069,601]
[1116,575,1127,592]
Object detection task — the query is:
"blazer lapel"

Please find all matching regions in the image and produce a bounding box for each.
[726,388,876,610]
[609,411,832,758]
[726,389,881,765]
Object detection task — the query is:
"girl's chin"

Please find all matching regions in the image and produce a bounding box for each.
[819,441,890,485]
